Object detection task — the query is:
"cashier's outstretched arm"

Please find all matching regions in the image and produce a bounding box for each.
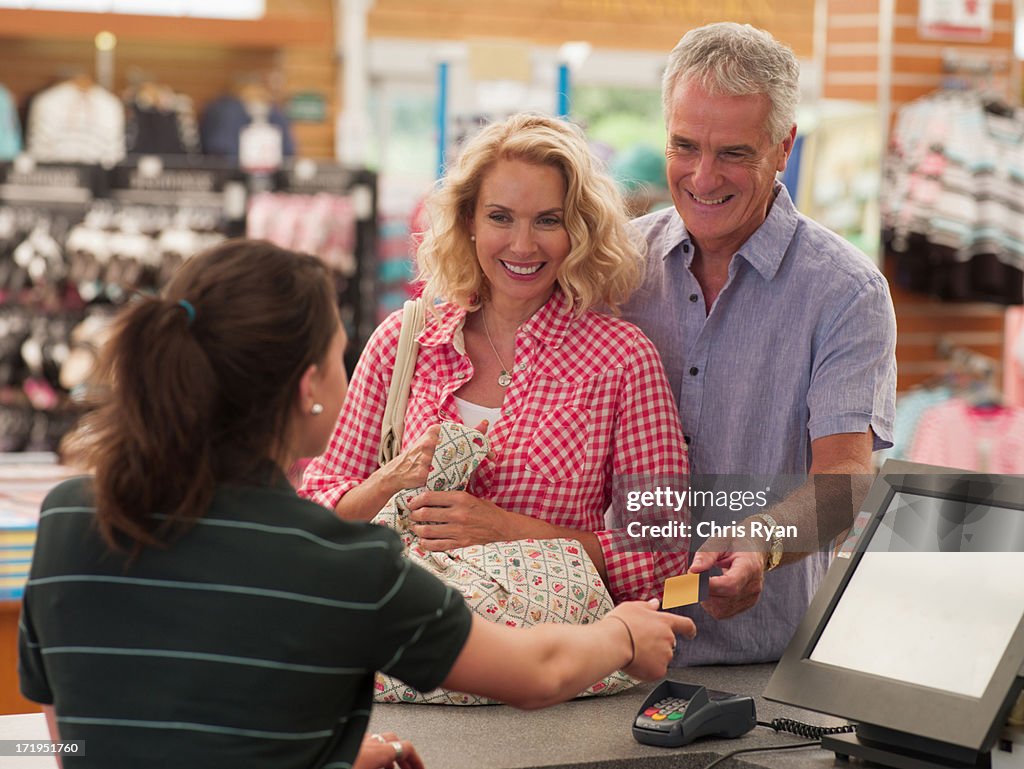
[442,598,695,710]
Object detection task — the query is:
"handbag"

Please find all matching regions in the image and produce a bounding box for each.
[378,296,426,467]
[372,421,637,705]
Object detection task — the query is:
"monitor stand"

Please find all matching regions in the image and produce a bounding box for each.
[823,730,987,769]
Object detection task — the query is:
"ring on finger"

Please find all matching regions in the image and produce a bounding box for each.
[370,733,386,744]
[391,741,404,761]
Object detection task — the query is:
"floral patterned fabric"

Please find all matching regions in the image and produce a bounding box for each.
[372,421,636,705]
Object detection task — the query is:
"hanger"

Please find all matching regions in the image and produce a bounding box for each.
[982,96,1015,118]
[234,75,270,107]
[936,338,1006,412]
[69,72,95,92]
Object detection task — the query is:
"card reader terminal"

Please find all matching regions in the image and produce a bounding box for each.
[632,680,757,747]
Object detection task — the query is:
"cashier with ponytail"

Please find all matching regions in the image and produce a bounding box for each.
[18,239,692,769]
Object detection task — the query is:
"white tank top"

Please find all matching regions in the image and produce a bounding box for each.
[452,397,501,434]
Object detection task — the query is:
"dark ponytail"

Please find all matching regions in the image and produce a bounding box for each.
[67,239,338,553]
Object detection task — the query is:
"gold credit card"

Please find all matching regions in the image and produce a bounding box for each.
[662,572,710,609]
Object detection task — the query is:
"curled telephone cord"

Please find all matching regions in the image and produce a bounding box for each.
[759,717,856,739]
[697,718,856,769]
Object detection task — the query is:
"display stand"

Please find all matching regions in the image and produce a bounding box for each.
[263,159,378,372]
[0,156,379,449]
[823,729,991,769]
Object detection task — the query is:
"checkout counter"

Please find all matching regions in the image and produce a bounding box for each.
[3,462,1023,768]
[367,664,845,769]
[0,664,848,769]
[2,665,1022,768]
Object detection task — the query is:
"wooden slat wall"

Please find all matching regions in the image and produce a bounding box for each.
[0,0,337,159]
[0,38,281,124]
[888,263,1006,391]
[269,0,336,159]
[890,0,1015,108]
[0,0,824,162]
[823,0,1014,391]
[367,0,817,57]
[823,0,882,102]
[824,0,1016,108]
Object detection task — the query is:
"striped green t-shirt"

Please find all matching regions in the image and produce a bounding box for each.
[19,476,471,768]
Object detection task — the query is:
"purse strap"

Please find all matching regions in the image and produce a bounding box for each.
[378,296,425,466]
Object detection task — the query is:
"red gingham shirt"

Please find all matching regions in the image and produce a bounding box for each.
[300,291,690,602]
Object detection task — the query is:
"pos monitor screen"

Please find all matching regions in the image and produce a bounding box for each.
[764,460,1024,769]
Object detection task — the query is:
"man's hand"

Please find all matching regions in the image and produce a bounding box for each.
[686,431,875,620]
[686,544,767,620]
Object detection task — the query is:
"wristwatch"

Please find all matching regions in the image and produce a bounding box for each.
[755,512,783,571]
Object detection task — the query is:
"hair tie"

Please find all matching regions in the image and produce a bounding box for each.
[177,299,196,327]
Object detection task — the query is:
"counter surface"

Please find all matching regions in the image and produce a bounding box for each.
[0,664,852,768]
[368,663,851,769]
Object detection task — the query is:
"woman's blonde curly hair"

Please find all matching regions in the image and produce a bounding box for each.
[416,112,644,317]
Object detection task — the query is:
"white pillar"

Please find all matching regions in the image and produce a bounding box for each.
[335,0,374,165]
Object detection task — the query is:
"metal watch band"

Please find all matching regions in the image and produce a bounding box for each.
[756,512,784,571]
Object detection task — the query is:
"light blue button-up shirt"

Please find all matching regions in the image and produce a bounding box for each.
[623,185,897,664]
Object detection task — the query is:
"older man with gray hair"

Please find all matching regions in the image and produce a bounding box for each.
[622,22,897,664]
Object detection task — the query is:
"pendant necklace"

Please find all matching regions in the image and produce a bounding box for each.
[481,309,513,387]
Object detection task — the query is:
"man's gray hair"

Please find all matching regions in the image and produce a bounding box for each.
[662,22,800,143]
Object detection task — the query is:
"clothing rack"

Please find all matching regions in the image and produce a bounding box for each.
[880,337,1021,472]
[882,87,1024,305]
[249,160,378,372]
[0,157,379,452]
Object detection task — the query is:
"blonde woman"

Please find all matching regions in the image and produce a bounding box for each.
[301,113,690,603]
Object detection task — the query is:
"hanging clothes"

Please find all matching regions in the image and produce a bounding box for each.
[0,83,22,160]
[907,399,1024,473]
[246,191,356,276]
[200,94,295,160]
[883,90,1024,305]
[124,82,200,156]
[876,385,954,464]
[26,77,125,167]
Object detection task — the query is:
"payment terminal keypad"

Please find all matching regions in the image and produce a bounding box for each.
[632,680,757,747]
[636,695,692,731]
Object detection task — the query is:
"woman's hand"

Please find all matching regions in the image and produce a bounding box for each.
[377,425,441,495]
[407,490,520,549]
[354,731,423,769]
[608,598,697,680]
[336,421,491,522]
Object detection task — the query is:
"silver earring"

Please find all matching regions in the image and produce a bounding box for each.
[470,235,476,241]
[311,403,324,416]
